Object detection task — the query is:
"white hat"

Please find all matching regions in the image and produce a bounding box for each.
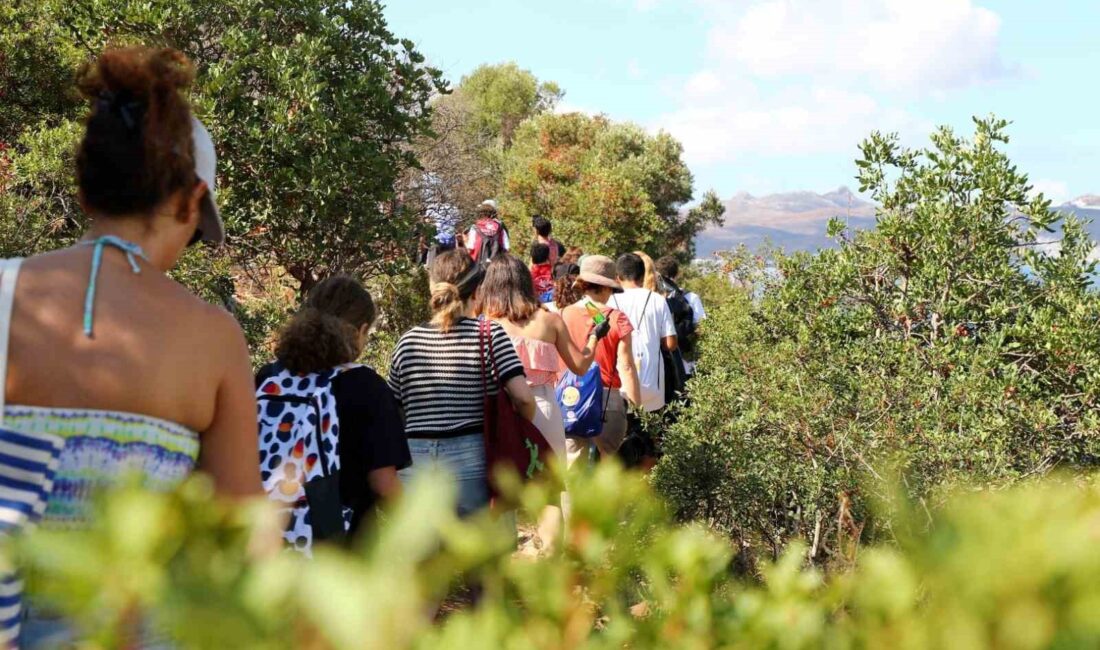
[479,199,498,211]
[190,117,225,245]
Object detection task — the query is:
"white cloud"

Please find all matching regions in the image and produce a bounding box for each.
[627,59,644,80]
[1029,179,1069,204]
[652,0,1011,166]
[707,0,1013,93]
[656,82,927,164]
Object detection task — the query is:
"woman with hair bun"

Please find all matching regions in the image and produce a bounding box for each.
[388,250,536,516]
[255,276,409,552]
[7,46,261,646]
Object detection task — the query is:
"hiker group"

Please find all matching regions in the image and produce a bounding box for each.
[0,46,706,646]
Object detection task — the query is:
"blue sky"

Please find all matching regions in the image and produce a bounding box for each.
[383,0,1100,203]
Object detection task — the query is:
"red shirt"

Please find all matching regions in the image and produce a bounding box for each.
[561,302,633,389]
[530,263,554,297]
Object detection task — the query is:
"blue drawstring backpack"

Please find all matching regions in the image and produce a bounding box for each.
[556,363,609,438]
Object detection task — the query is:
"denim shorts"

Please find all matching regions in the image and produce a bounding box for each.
[398,433,489,517]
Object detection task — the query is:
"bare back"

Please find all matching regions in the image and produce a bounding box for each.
[494,308,594,377]
[5,247,260,495]
[495,308,559,344]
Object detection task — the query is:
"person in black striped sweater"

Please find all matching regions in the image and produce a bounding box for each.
[388,250,536,516]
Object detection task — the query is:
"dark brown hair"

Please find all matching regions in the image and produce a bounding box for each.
[275,276,377,374]
[429,249,480,332]
[561,247,583,266]
[480,254,540,322]
[554,272,581,310]
[655,255,680,280]
[76,46,198,217]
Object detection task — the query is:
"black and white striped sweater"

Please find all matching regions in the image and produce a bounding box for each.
[388,318,525,438]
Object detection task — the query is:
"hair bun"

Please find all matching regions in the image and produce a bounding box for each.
[147,48,195,92]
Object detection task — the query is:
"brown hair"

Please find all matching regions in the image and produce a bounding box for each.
[275,276,377,374]
[562,247,583,266]
[554,272,581,310]
[655,255,680,280]
[429,249,480,332]
[480,254,540,322]
[76,47,198,217]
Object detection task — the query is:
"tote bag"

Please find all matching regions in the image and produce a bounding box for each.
[478,320,554,497]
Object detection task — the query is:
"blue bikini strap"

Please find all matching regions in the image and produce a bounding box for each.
[78,235,149,338]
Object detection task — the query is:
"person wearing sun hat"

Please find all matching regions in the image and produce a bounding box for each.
[559,255,642,465]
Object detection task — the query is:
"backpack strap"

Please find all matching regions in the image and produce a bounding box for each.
[640,290,653,322]
[0,259,24,427]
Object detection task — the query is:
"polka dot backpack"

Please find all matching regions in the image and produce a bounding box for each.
[256,364,357,555]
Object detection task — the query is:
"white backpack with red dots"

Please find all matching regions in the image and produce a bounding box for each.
[256,363,357,555]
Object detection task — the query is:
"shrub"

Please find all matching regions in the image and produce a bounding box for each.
[16,464,1100,648]
[654,117,1100,570]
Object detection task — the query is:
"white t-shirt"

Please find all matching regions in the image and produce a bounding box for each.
[685,292,706,324]
[610,287,676,412]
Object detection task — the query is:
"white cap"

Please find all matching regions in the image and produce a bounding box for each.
[479,199,498,211]
[190,117,225,245]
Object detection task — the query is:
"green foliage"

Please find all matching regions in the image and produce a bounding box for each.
[18,464,1100,648]
[500,112,716,257]
[2,0,445,292]
[457,62,562,147]
[655,117,1100,568]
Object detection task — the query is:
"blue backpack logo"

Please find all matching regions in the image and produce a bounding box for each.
[556,363,606,438]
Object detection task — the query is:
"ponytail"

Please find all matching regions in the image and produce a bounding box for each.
[428,250,484,332]
[430,282,465,333]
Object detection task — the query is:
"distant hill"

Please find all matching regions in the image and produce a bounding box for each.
[694,187,876,257]
[695,189,1100,257]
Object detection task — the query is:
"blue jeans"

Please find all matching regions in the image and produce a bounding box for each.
[399,434,489,517]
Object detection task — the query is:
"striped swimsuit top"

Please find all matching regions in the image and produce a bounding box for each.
[0,244,200,644]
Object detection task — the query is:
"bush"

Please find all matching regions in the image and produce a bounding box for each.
[17,464,1100,648]
[654,117,1100,570]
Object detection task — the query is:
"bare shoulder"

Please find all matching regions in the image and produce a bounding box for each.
[163,280,250,360]
[536,308,564,326]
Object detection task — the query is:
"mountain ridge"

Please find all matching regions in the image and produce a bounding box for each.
[695,189,1100,257]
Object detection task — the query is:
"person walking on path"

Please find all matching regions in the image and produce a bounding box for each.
[256,276,410,551]
[530,243,555,304]
[479,254,608,548]
[655,256,705,376]
[559,256,642,465]
[532,215,566,268]
[7,46,263,647]
[611,254,680,470]
[389,250,536,517]
[465,200,510,263]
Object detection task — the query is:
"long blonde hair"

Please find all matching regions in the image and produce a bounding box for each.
[429,250,481,332]
[634,251,659,292]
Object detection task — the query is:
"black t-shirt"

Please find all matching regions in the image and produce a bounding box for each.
[256,363,411,535]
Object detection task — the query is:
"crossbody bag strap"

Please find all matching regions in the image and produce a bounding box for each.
[477,319,491,393]
[0,259,23,427]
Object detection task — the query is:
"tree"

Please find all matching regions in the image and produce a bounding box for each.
[499,111,715,257]
[1,0,446,292]
[458,62,562,147]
